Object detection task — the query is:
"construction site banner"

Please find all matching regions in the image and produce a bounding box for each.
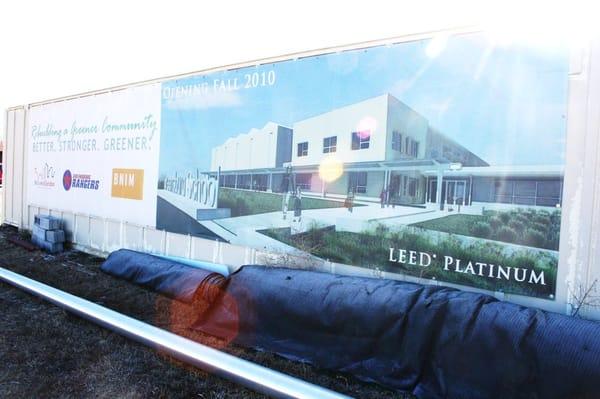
[28,32,570,298]
[27,84,161,226]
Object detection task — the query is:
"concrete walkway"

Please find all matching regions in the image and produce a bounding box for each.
[158,189,449,252]
[206,199,445,251]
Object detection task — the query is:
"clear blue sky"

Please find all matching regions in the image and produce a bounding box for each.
[159,33,569,176]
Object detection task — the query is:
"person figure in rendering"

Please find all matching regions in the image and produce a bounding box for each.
[293,187,303,223]
[388,182,396,208]
[345,188,355,213]
[380,188,387,209]
[281,166,294,220]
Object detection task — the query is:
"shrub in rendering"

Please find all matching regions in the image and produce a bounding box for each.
[496,226,517,242]
[489,216,502,230]
[411,208,562,251]
[511,254,537,270]
[374,224,390,237]
[499,212,511,224]
[523,229,546,248]
[534,215,552,226]
[515,213,530,225]
[531,222,547,234]
[508,219,525,234]
[472,221,492,238]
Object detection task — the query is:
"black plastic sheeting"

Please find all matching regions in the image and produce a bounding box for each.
[194,266,600,399]
[100,251,600,398]
[101,249,225,303]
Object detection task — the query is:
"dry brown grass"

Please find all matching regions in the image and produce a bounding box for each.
[0,225,410,398]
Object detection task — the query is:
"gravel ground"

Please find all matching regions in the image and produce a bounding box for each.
[0,225,412,398]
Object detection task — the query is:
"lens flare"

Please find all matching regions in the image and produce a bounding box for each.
[481,3,598,49]
[357,116,377,135]
[319,155,344,183]
[425,34,448,58]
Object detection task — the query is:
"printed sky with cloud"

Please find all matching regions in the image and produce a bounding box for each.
[159,32,569,175]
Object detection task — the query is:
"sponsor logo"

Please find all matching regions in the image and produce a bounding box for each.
[33,163,56,188]
[63,169,100,191]
[63,170,72,190]
[111,168,144,200]
[164,172,218,209]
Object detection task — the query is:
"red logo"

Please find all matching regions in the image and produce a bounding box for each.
[63,170,72,191]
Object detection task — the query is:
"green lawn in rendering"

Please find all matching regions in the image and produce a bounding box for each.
[411,209,561,251]
[217,188,345,217]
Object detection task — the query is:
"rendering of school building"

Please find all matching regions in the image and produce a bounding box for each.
[211,94,564,209]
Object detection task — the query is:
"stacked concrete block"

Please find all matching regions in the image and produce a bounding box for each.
[32,215,65,253]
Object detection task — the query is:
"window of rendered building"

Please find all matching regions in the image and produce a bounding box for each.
[392,131,402,152]
[296,173,312,190]
[323,136,337,153]
[351,131,370,150]
[349,172,368,194]
[297,142,309,157]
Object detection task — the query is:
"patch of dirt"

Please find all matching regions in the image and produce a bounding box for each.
[0,225,411,398]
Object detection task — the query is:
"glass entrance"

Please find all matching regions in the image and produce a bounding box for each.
[445,180,466,205]
[428,179,437,202]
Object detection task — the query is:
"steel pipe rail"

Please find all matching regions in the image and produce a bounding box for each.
[0,266,352,399]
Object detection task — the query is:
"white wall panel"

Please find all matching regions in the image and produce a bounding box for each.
[11,108,25,227]
[89,217,105,251]
[104,220,122,253]
[166,232,190,258]
[6,30,600,320]
[144,228,166,254]
[191,236,220,263]
[3,107,27,228]
[123,223,144,252]
[3,110,15,225]
[74,215,91,248]
[60,212,75,242]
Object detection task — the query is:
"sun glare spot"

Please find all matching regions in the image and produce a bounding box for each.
[356,116,377,135]
[319,155,344,183]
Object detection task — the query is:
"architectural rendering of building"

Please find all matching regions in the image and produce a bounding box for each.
[212,94,563,209]
[211,122,292,191]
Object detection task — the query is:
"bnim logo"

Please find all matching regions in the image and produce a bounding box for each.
[111,168,144,200]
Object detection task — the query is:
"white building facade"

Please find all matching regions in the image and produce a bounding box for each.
[211,122,292,191]
[209,94,563,210]
[211,122,292,172]
[285,94,486,203]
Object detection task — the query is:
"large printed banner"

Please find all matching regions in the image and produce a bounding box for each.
[29,33,570,299]
[28,84,161,226]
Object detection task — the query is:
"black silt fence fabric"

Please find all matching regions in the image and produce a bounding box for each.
[194,266,600,399]
[101,249,225,303]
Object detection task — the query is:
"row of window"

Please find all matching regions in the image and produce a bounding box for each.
[297,131,371,157]
[220,170,423,199]
[297,131,421,158]
[493,179,562,206]
[349,172,368,194]
[289,172,369,193]
[396,175,418,197]
[391,131,419,157]
[349,173,418,196]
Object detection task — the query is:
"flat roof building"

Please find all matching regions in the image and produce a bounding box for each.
[209,94,563,210]
[211,122,292,172]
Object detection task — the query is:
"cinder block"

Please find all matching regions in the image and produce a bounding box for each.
[36,215,61,230]
[32,225,46,241]
[32,235,63,254]
[45,230,65,244]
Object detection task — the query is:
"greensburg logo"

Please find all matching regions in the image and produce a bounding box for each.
[33,163,56,188]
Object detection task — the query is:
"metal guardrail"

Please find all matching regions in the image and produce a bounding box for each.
[0,266,352,399]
